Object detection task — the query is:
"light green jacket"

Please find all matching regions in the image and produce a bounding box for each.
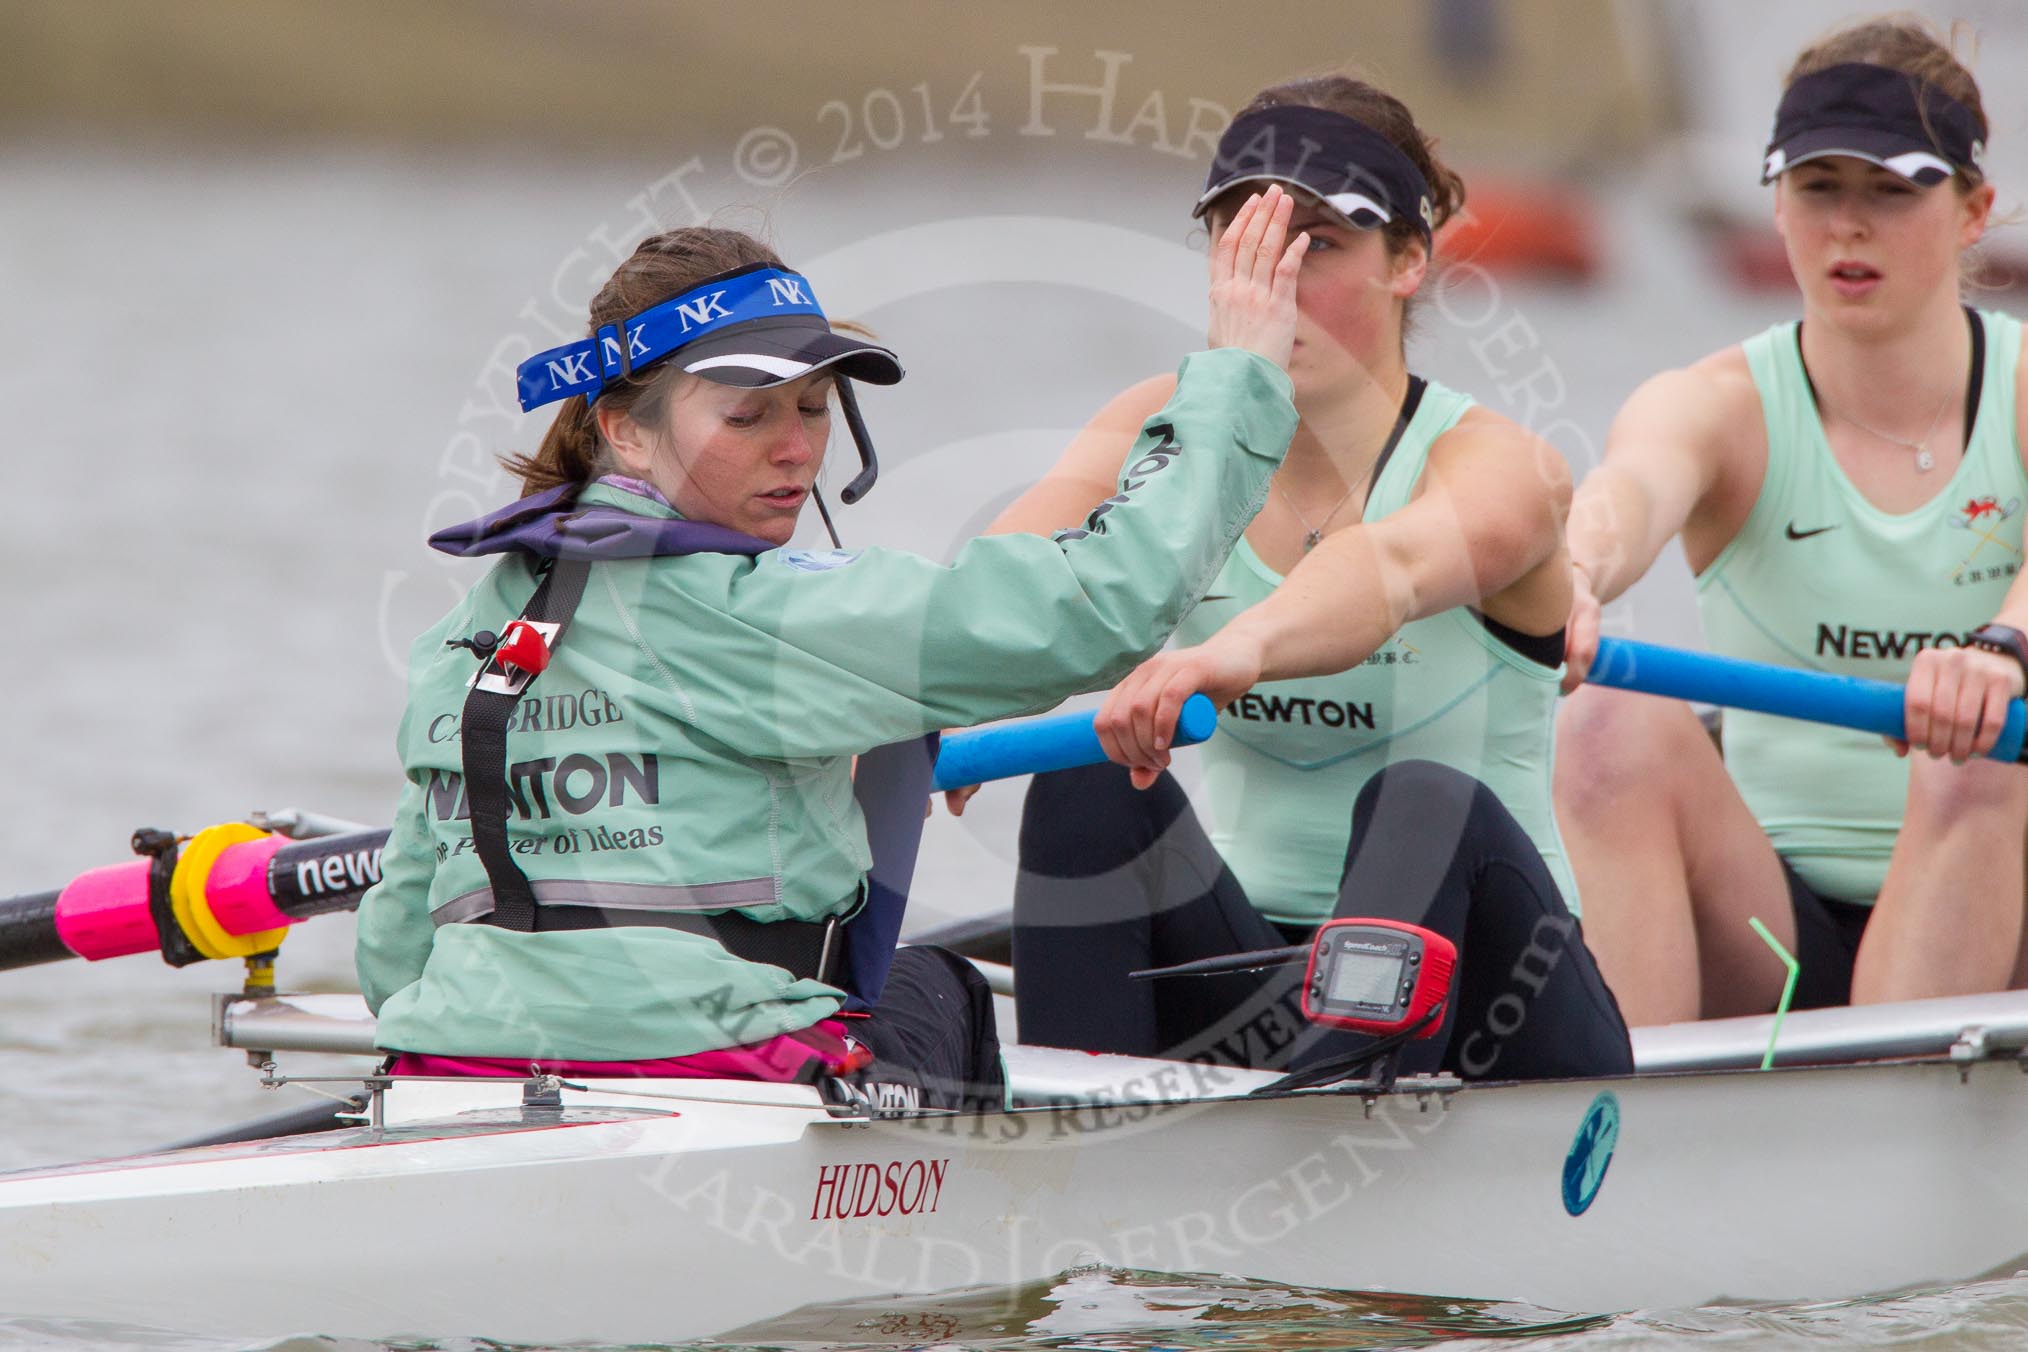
[355,348,1297,1059]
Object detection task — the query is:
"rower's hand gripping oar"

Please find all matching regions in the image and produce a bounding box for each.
[0,696,1221,974]
[1588,637,2028,762]
[929,694,1219,791]
[923,645,2026,968]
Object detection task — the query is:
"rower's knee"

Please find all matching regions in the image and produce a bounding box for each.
[1903,752,2028,833]
[1347,760,1490,856]
[1554,685,1707,826]
[1017,762,1174,879]
[1353,758,1478,820]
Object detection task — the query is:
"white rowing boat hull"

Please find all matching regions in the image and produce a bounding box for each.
[2,1054,2024,1344]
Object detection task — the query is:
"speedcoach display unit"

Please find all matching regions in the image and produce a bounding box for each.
[1300,919,1455,1036]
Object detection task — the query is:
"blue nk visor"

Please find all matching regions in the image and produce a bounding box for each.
[515,263,904,413]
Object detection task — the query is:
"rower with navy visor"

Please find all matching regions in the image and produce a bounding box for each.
[355,218,1306,1105]
[1557,17,2028,1023]
[967,75,1633,1083]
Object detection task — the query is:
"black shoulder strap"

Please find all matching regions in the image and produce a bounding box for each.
[1798,308,1986,447]
[1361,375,1427,504]
[458,557,593,932]
[1964,306,1986,446]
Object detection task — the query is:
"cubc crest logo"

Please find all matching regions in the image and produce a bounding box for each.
[1950,494,2019,531]
[1561,1090,1619,1217]
[1949,494,2022,585]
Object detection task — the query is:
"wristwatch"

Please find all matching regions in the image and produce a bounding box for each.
[1969,623,2028,689]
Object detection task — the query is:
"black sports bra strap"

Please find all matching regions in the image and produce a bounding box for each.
[1362,376,1428,506]
[1797,307,1984,449]
[1964,307,1986,446]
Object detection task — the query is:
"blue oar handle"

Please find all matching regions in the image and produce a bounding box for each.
[931,694,1220,791]
[1590,637,2028,763]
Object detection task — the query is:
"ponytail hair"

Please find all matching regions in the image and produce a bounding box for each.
[511,394,605,496]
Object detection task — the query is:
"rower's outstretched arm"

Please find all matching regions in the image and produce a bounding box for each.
[939,375,1175,817]
[982,375,1179,538]
[1563,363,1747,686]
[1091,412,1569,779]
[1567,369,1725,603]
[1246,413,1567,674]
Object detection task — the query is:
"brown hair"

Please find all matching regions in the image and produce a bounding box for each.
[1785,14,1988,191]
[505,228,786,497]
[1231,74,1468,257]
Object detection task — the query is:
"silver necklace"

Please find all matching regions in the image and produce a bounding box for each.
[1278,477,1362,552]
[1817,388,1953,473]
[1279,378,1420,549]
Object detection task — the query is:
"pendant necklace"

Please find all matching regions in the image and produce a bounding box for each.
[1279,478,1361,552]
[1815,388,1951,473]
[1797,313,1978,476]
[1278,377,1424,551]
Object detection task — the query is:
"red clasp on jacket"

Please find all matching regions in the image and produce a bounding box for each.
[494,619,552,675]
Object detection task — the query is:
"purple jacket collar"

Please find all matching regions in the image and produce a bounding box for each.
[428,484,775,560]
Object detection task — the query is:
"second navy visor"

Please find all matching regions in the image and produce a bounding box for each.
[1193,104,1435,243]
[1762,61,1986,186]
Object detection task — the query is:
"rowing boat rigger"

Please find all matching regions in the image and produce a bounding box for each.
[4,647,2028,1344]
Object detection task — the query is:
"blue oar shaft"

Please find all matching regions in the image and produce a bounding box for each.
[1589,637,2028,763]
[930,693,1220,792]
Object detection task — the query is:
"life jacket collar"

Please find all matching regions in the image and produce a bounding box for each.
[428,483,776,561]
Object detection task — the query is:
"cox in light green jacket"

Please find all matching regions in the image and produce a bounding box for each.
[356,347,1296,1061]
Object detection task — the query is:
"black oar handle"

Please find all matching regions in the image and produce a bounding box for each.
[265,830,394,922]
[0,889,67,970]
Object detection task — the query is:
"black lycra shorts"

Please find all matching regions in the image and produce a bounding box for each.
[1783,860,1875,1010]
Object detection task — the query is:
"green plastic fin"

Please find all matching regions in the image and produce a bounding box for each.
[1747,917,1800,1071]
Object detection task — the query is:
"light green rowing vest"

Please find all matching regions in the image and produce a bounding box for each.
[1698,309,2025,903]
[1173,377,1576,924]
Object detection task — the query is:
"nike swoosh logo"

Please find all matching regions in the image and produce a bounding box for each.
[1785,523,1837,541]
[1201,593,1234,602]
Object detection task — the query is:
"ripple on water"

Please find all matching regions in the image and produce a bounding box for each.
[7,1268,2028,1350]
